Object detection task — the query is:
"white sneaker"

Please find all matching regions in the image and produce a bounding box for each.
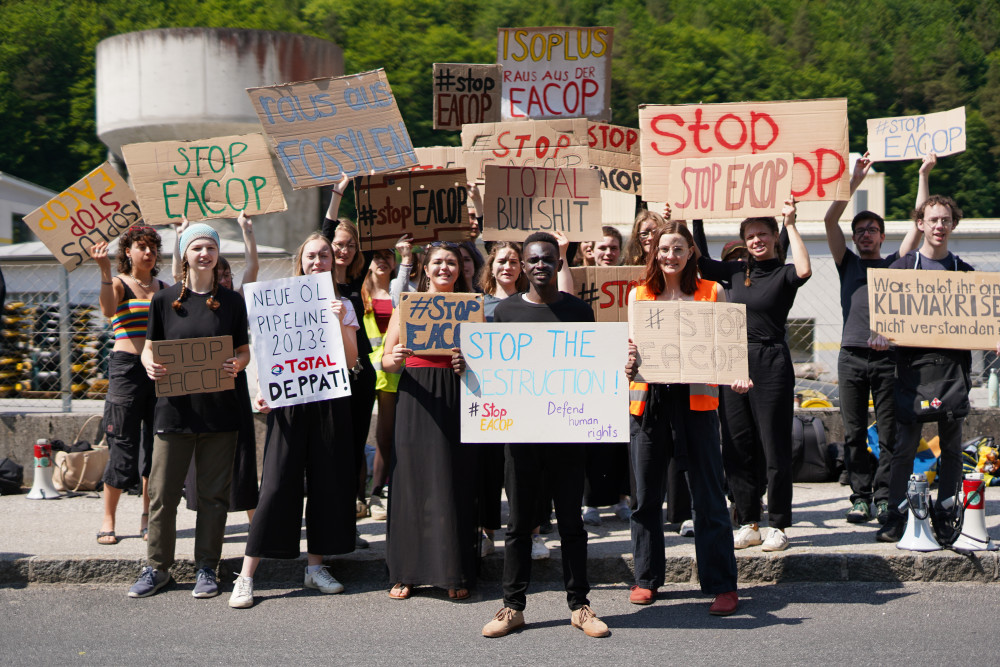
[481,533,495,557]
[613,500,632,521]
[761,527,789,552]
[369,495,387,521]
[733,523,762,549]
[229,575,254,609]
[679,519,695,537]
[304,566,344,594]
[582,506,601,526]
[531,534,550,560]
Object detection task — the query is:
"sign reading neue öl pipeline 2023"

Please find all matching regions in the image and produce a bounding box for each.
[247,69,419,189]
[460,322,628,443]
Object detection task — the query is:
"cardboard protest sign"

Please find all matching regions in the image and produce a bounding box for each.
[247,69,418,189]
[483,165,601,241]
[666,153,793,219]
[121,134,286,226]
[23,162,142,272]
[588,123,642,195]
[629,301,749,385]
[400,292,485,355]
[639,98,850,203]
[497,27,613,121]
[354,169,471,250]
[433,64,502,130]
[461,322,628,443]
[570,266,644,322]
[866,107,966,162]
[413,146,466,171]
[152,336,235,397]
[868,268,1000,350]
[245,273,351,408]
[461,118,590,182]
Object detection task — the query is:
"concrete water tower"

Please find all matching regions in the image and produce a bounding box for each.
[96,28,343,251]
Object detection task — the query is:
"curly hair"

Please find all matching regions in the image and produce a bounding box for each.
[116,226,162,277]
[914,195,963,228]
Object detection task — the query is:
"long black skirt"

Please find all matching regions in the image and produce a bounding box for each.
[183,370,258,512]
[387,367,479,589]
[245,396,356,559]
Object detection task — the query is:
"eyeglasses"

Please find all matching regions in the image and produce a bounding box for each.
[638,230,656,239]
[853,227,882,237]
[332,242,357,252]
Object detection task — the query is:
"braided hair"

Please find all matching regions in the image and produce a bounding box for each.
[172,257,221,312]
[739,217,784,287]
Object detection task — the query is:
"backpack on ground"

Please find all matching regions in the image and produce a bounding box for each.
[792,414,835,482]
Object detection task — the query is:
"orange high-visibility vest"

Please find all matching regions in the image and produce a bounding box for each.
[629,280,721,415]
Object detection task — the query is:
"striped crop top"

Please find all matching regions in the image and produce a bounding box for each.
[110,279,164,341]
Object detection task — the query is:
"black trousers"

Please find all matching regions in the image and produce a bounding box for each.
[890,419,964,509]
[838,346,897,504]
[503,443,588,612]
[722,341,795,530]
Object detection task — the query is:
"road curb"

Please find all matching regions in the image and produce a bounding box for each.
[3,551,997,587]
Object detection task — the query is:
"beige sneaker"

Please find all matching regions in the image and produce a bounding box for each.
[369,495,387,521]
[571,604,610,637]
[761,527,789,552]
[482,607,525,638]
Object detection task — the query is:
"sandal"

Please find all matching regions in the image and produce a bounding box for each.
[140,513,149,542]
[389,583,412,600]
[96,531,118,545]
[448,588,470,601]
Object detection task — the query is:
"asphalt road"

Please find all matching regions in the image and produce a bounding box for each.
[1,580,993,665]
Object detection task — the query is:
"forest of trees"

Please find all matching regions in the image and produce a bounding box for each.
[3,0,999,220]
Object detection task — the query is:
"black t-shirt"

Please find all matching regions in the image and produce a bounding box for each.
[146,283,250,434]
[698,256,808,343]
[338,276,372,358]
[837,249,900,348]
[493,291,595,324]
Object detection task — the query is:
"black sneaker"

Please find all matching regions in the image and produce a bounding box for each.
[876,511,906,543]
[875,501,890,525]
[846,500,872,524]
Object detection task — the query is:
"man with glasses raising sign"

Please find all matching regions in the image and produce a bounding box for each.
[822,153,922,527]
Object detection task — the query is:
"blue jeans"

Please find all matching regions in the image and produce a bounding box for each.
[630,384,737,594]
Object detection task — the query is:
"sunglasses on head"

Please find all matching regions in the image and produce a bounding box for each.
[128,225,156,233]
[427,241,460,249]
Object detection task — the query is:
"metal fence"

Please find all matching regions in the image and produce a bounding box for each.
[1,250,996,412]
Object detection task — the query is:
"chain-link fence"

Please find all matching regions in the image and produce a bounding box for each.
[1,246,997,412]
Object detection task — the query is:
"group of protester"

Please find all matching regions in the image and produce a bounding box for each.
[86,151,987,638]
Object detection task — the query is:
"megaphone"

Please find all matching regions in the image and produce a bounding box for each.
[897,473,941,552]
[26,438,60,500]
[953,473,998,552]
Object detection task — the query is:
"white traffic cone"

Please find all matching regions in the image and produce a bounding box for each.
[898,474,941,552]
[26,438,60,500]
[953,473,997,552]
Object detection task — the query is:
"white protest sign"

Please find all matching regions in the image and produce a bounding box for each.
[461,322,629,443]
[866,107,966,161]
[245,273,351,408]
[497,27,613,121]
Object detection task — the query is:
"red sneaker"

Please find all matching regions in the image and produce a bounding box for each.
[629,585,655,605]
[709,591,739,616]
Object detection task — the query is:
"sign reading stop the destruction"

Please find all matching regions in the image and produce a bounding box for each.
[461,322,629,443]
[433,63,502,130]
[462,118,590,182]
[483,165,601,241]
[400,292,485,355]
[570,266,643,322]
[498,27,613,121]
[629,301,749,385]
[667,153,793,219]
[588,123,642,195]
[354,168,470,250]
[23,162,142,272]
[866,107,966,162]
[868,268,1000,350]
[639,98,850,203]
[247,69,419,188]
[152,336,234,397]
[122,133,287,226]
